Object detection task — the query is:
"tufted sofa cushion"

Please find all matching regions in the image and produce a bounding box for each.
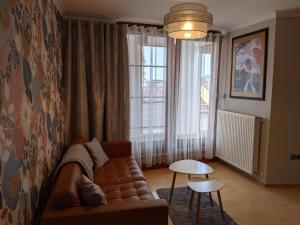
[101,180,154,203]
[93,156,153,203]
[94,157,145,186]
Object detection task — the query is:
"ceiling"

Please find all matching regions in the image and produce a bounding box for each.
[56,0,300,31]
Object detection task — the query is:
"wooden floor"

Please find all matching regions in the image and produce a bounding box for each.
[143,162,300,225]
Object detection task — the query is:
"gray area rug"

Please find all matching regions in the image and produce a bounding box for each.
[156,186,238,225]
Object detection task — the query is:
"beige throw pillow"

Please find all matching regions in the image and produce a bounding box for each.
[80,175,107,206]
[84,137,109,168]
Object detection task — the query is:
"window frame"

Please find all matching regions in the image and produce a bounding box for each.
[129,43,167,138]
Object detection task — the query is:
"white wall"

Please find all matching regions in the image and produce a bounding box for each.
[218,19,276,183]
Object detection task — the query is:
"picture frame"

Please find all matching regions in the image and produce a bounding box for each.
[230,28,268,100]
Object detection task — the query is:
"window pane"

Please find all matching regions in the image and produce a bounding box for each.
[130,66,142,97]
[155,67,165,81]
[142,46,166,66]
[129,34,167,138]
[156,47,166,66]
[143,66,151,82]
[201,54,211,78]
[142,97,165,135]
[154,67,166,97]
[143,66,153,97]
[200,54,211,105]
[143,46,152,66]
[201,80,210,105]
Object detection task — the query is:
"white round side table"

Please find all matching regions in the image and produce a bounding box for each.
[188,179,225,225]
[168,160,214,203]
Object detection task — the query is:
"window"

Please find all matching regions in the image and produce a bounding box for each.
[128,35,167,140]
[200,53,212,106]
[175,40,214,139]
[127,28,220,166]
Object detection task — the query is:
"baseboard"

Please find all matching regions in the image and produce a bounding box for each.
[142,158,218,170]
[216,158,265,186]
[216,159,300,187]
[264,183,300,187]
[142,163,169,170]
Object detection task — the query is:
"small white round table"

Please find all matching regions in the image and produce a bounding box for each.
[168,160,214,203]
[188,179,225,225]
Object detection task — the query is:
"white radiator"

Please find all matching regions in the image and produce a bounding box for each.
[216,110,262,175]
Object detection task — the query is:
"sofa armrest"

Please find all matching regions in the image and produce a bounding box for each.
[101,141,132,158]
[42,199,168,225]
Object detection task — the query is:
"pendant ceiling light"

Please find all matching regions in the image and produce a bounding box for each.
[164,3,213,39]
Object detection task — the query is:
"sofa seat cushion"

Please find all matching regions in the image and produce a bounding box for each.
[102,180,154,203]
[94,157,145,186]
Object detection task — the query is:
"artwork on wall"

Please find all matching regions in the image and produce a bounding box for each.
[0,0,63,224]
[230,28,268,100]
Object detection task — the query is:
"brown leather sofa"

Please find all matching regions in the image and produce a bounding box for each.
[41,141,168,225]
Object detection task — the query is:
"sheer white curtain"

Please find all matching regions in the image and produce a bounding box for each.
[127,26,167,167]
[127,26,221,167]
[166,33,221,162]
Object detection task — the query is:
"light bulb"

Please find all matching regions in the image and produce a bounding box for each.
[184,32,192,38]
[183,22,193,30]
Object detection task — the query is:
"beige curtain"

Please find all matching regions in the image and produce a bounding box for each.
[63,20,129,145]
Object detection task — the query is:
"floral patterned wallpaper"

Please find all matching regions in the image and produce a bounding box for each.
[0,0,63,224]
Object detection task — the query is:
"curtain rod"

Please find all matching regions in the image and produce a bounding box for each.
[63,14,164,28]
[121,23,224,37]
[117,21,164,29]
[63,14,225,38]
[63,13,116,23]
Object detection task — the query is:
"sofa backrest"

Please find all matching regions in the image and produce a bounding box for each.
[71,136,88,145]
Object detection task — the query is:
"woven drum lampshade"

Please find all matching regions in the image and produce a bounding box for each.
[164,3,213,39]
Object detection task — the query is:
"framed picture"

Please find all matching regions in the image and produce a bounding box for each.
[230,28,268,100]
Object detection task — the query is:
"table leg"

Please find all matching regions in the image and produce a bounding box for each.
[169,172,177,203]
[217,191,224,218]
[189,190,195,209]
[187,174,191,190]
[196,193,201,225]
[206,174,213,207]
